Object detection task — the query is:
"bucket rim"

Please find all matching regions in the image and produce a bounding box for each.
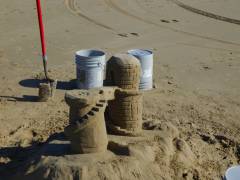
[225,165,240,180]
[75,49,105,58]
[128,49,153,57]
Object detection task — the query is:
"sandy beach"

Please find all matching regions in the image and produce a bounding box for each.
[0,0,240,179]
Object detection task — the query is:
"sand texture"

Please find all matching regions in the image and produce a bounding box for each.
[0,0,240,179]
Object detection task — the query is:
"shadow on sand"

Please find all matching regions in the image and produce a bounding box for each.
[0,95,39,102]
[19,79,77,90]
[0,133,71,177]
[0,79,77,103]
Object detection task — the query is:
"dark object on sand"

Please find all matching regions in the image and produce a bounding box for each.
[38,80,57,102]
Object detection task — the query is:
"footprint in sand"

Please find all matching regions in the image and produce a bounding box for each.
[130,32,140,36]
[117,33,140,38]
[202,65,212,70]
[161,19,170,23]
[172,19,179,23]
[118,33,128,37]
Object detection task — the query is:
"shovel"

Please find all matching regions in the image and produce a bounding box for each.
[36,0,57,101]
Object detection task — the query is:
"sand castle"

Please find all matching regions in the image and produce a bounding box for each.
[64,54,143,153]
[38,80,58,102]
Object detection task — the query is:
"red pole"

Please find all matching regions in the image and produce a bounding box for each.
[36,0,46,57]
[36,0,49,80]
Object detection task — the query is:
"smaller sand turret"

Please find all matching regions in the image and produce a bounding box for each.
[64,87,116,154]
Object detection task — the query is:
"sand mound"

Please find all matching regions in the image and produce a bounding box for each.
[6,122,200,180]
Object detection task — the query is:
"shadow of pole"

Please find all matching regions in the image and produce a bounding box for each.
[0,132,71,177]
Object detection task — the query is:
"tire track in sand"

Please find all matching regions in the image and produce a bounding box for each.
[171,0,240,26]
[65,0,114,31]
[104,0,240,46]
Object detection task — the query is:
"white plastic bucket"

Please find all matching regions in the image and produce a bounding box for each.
[128,49,153,90]
[225,166,240,180]
[75,49,105,89]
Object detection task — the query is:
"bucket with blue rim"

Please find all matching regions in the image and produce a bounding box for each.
[75,49,106,89]
[128,49,153,90]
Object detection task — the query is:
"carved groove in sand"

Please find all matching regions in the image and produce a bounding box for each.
[64,0,114,31]
[104,0,240,46]
[171,0,240,25]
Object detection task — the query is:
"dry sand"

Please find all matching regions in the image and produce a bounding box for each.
[0,0,240,179]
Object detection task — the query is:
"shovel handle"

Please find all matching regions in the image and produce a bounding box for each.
[36,0,50,80]
[36,0,46,57]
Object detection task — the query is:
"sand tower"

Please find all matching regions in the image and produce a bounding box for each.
[106,54,141,90]
[64,87,116,153]
[106,54,143,136]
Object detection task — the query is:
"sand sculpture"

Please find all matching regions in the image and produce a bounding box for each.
[64,53,143,153]
[38,80,57,102]
[107,89,143,136]
[106,54,141,90]
[106,54,143,136]
[64,87,116,153]
[38,83,52,102]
